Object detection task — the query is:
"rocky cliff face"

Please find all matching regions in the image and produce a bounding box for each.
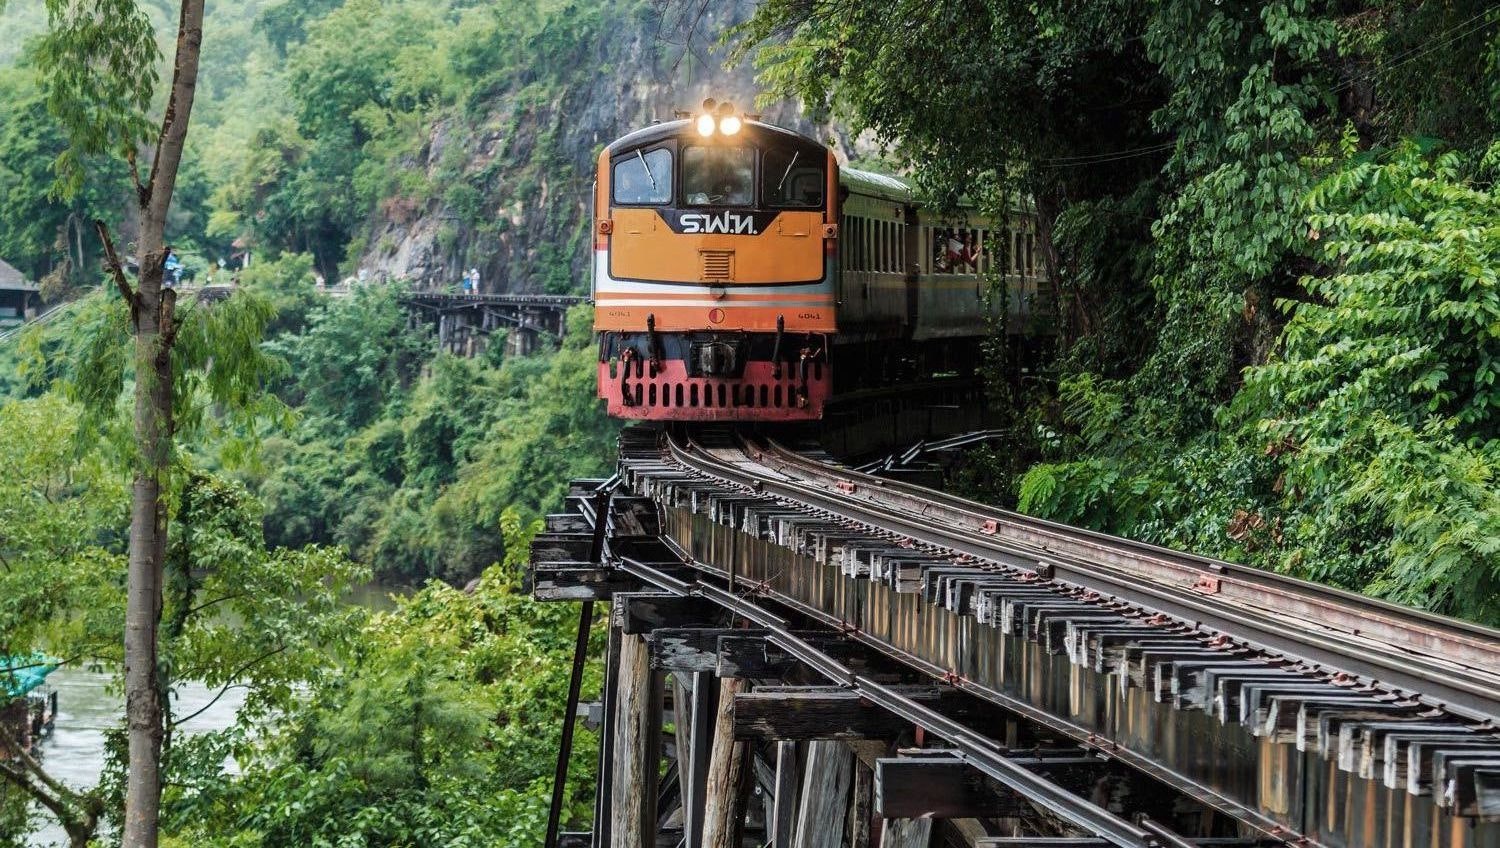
[357,1,854,295]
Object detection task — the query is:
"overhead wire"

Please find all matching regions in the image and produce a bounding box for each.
[1329,6,1497,96]
[1037,142,1176,168]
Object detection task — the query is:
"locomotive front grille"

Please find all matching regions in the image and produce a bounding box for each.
[700,249,734,281]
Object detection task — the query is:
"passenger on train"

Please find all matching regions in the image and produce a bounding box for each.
[961,229,981,270]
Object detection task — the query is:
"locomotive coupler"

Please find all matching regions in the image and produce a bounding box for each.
[695,341,739,377]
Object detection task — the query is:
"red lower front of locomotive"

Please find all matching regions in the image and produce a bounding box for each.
[597,332,831,422]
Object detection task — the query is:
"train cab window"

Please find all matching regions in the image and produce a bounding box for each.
[762,148,825,208]
[612,148,673,205]
[683,146,754,206]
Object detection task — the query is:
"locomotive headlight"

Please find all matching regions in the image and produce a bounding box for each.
[696,113,716,137]
[719,115,742,135]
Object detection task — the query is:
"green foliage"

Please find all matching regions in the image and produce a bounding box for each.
[1014,142,1500,623]
[437,306,618,536]
[0,290,613,843]
[0,67,123,287]
[33,284,288,478]
[745,0,1500,622]
[1239,142,1500,620]
[0,395,125,663]
[0,786,28,848]
[0,391,371,841]
[167,516,602,848]
[235,252,326,336]
[256,301,615,582]
[269,284,431,431]
[255,0,342,58]
[28,0,160,199]
[0,4,624,843]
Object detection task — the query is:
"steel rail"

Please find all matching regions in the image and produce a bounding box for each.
[612,555,1163,848]
[752,437,1500,718]
[762,437,1500,662]
[641,535,1303,844]
[661,433,1500,723]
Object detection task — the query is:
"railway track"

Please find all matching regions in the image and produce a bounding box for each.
[726,435,1500,723]
[599,423,1500,844]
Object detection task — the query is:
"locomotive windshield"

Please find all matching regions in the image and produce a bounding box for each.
[762,147,825,208]
[682,146,754,206]
[613,147,673,204]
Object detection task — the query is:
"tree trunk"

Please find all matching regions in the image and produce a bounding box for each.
[121,277,173,848]
[1031,187,1092,344]
[121,2,205,846]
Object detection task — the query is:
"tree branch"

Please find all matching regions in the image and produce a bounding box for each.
[166,643,288,730]
[0,755,99,848]
[171,683,248,728]
[94,220,136,307]
[125,148,148,208]
[144,0,205,227]
[0,722,78,804]
[0,758,69,821]
[185,593,248,617]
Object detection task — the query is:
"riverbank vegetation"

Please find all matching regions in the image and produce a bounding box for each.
[0,280,613,844]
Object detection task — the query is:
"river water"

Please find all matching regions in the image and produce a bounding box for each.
[27,670,249,847]
[25,583,409,846]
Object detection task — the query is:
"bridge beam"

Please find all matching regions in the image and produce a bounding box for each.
[874,753,1030,819]
[734,686,950,742]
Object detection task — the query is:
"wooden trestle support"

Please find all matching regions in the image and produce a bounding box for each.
[530,485,1239,848]
[529,434,1500,848]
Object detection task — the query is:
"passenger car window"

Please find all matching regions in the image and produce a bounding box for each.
[762,148,825,208]
[613,148,672,205]
[682,146,754,206]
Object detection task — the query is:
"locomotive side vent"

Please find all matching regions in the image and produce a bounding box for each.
[700,249,734,281]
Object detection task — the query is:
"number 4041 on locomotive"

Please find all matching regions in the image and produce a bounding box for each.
[593,99,1046,422]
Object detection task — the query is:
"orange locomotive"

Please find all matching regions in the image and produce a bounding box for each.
[594,101,1042,421]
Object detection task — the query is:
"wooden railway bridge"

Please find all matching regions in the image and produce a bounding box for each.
[395,291,583,357]
[529,426,1500,848]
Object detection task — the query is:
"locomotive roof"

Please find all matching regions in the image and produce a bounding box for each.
[605,118,825,155]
